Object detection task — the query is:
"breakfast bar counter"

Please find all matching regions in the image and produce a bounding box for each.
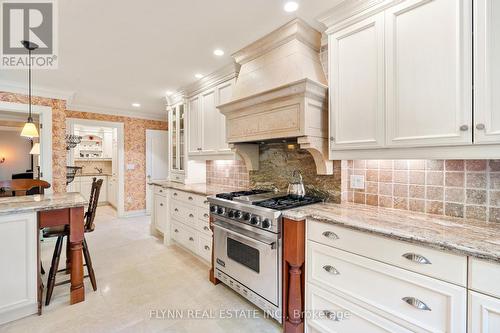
[0,193,87,325]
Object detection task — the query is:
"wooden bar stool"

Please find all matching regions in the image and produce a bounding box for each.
[44,178,103,305]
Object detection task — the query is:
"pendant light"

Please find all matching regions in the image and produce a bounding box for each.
[20,40,40,138]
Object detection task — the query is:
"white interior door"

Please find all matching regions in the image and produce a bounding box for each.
[146,129,168,215]
[474,0,500,144]
[385,0,472,147]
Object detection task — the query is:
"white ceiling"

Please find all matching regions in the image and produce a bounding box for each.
[0,0,342,120]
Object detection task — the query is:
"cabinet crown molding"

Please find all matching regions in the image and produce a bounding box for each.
[165,62,240,106]
[232,18,322,65]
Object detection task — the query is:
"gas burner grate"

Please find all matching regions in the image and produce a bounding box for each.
[254,195,324,210]
[216,189,271,201]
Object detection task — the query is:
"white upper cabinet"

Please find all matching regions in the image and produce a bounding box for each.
[201,88,218,154]
[474,0,500,144]
[330,13,385,150]
[385,0,472,147]
[188,95,201,155]
[215,80,233,153]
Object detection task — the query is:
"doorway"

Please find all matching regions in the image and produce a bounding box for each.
[66,118,125,217]
[146,129,168,215]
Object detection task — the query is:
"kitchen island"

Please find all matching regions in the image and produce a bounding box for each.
[0,193,87,325]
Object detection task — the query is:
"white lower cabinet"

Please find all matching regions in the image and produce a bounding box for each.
[0,213,38,325]
[469,291,500,333]
[306,220,467,333]
[151,185,211,263]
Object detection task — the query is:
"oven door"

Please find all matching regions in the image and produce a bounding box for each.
[213,219,279,306]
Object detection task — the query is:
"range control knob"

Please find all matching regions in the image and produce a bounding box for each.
[234,211,243,219]
[250,216,261,225]
[243,212,251,221]
[261,218,271,229]
[210,205,217,213]
[217,207,225,215]
[227,210,235,218]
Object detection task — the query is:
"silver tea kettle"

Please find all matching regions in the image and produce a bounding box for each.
[288,170,306,199]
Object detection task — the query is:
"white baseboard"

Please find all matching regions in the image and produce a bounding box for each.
[0,303,37,325]
[121,209,146,218]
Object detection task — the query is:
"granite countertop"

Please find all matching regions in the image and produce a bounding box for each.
[75,173,111,177]
[0,192,87,216]
[284,202,500,263]
[149,180,241,197]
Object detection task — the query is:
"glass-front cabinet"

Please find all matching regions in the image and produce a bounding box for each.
[168,101,186,182]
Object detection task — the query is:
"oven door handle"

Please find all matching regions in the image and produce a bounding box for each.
[213,221,277,249]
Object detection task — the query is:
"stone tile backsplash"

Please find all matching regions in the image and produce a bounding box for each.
[206,160,249,191]
[342,160,500,222]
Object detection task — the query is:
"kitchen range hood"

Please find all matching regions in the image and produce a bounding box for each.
[218,19,333,175]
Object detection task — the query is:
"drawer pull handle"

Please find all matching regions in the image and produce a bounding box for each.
[159,189,163,193]
[174,229,179,233]
[204,213,209,218]
[160,203,163,207]
[402,253,431,265]
[204,226,210,231]
[402,297,431,311]
[323,265,340,275]
[323,310,340,321]
[204,245,210,251]
[204,200,209,205]
[173,193,178,196]
[188,196,193,200]
[322,231,339,240]
[189,237,194,241]
[189,214,194,218]
[174,208,179,212]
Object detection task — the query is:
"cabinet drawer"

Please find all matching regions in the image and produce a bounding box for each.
[171,220,197,252]
[170,200,197,227]
[308,220,467,286]
[196,219,212,236]
[170,190,208,208]
[306,283,412,333]
[197,234,212,262]
[469,258,500,298]
[308,242,467,333]
[154,186,167,196]
[197,207,210,221]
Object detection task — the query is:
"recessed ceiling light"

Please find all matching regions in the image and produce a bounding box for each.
[195,73,203,79]
[284,1,299,12]
[213,49,224,56]
[132,103,141,107]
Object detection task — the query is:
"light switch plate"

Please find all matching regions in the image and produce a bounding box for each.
[350,175,365,189]
[126,163,135,170]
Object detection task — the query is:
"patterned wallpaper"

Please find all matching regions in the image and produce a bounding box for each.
[0,91,167,212]
[342,160,500,222]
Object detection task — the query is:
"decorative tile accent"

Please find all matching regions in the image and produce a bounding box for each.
[343,159,500,222]
[206,160,249,191]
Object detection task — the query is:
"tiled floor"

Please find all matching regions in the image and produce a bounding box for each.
[0,206,281,333]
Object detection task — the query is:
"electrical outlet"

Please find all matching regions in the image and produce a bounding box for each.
[350,175,365,190]
[126,163,135,170]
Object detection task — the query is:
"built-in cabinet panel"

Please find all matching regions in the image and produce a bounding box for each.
[216,81,233,153]
[0,213,37,325]
[330,13,385,150]
[187,96,201,155]
[385,0,472,147]
[474,0,500,144]
[469,291,500,333]
[201,89,218,154]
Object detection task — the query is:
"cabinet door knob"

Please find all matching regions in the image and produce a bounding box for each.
[174,229,179,233]
[460,124,469,131]
[402,253,431,265]
[204,245,210,251]
[323,310,340,321]
[330,136,335,142]
[160,203,163,207]
[189,214,194,218]
[188,196,193,201]
[476,123,486,130]
[322,231,339,240]
[189,237,194,241]
[174,208,179,212]
[204,226,210,231]
[203,200,209,205]
[402,297,432,311]
[173,192,178,196]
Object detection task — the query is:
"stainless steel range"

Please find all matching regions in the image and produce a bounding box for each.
[208,190,323,323]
